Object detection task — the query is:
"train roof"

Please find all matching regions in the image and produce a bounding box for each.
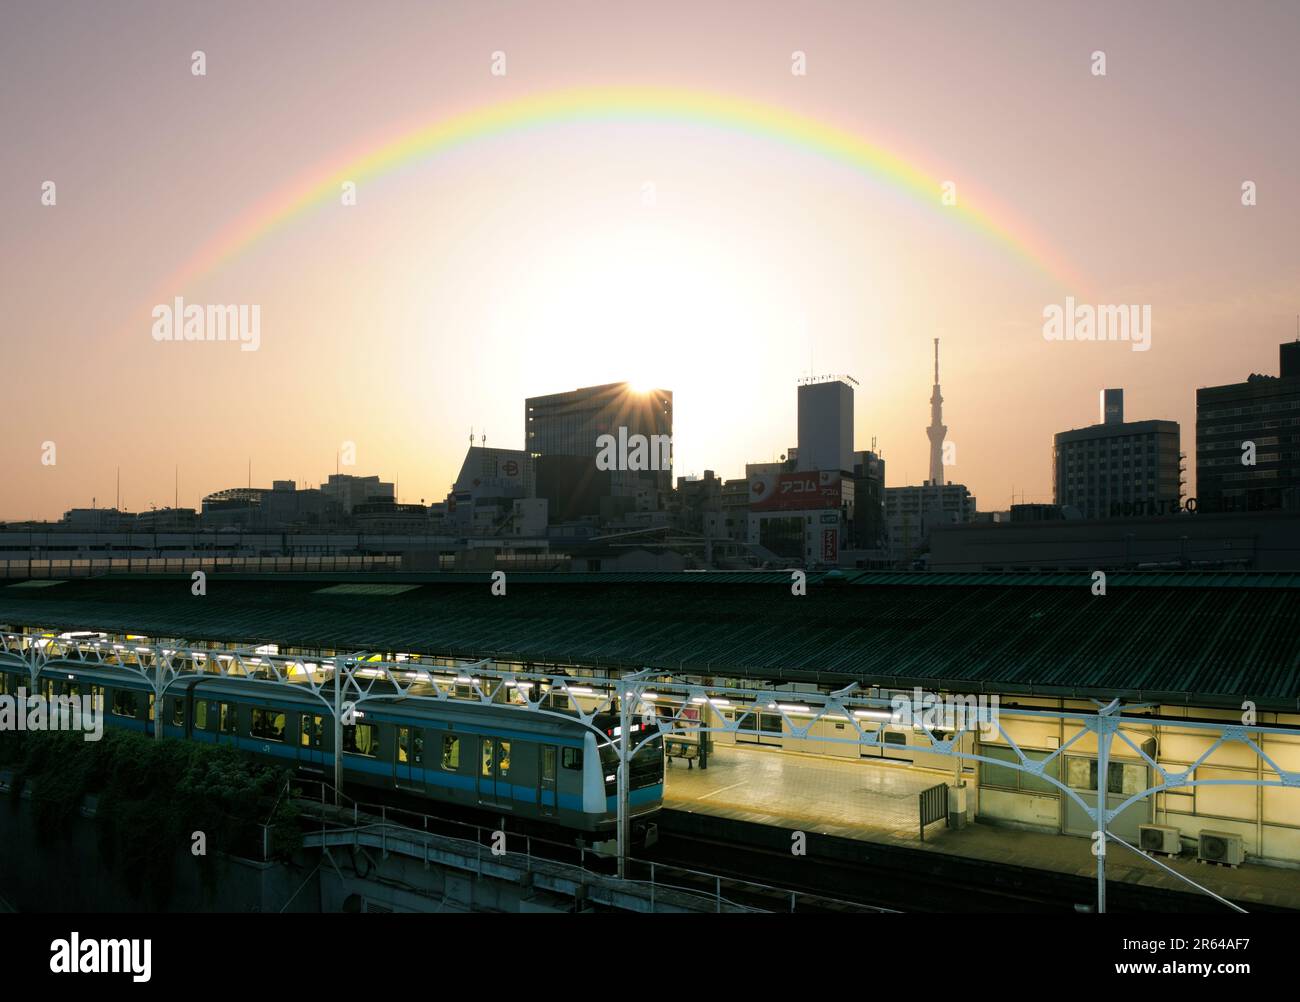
[18,662,606,734]
[2,570,1298,709]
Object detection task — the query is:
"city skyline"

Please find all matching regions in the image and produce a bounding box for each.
[3,0,1300,937]
[3,0,1299,520]
[6,340,1291,522]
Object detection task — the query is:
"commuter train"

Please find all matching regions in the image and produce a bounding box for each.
[0,662,665,840]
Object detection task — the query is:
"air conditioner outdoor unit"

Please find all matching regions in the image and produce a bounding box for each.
[1197,830,1244,866]
[1138,824,1182,855]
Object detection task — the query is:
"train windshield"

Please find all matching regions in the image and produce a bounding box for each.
[598,732,664,791]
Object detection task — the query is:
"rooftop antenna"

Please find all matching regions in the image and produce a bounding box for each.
[116,467,120,511]
[174,466,178,510]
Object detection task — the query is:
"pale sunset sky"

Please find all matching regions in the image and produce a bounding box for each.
[2,0,1297,519]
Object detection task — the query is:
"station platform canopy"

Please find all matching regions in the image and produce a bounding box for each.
[0,570,1297,710]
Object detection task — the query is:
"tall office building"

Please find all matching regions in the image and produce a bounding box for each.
[1197,341,1300,513]
[746,377,856,566]
[796,377,855,475]
[1054,389,1181,519]
[850,449,886,550]
[525,381,673,518]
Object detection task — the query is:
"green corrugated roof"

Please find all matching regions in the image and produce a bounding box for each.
[0,571,1297,708]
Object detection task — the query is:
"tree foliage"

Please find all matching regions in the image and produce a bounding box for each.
[0,730,301,908]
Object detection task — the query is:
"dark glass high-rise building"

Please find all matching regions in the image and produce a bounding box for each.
[1196,341,1300,512]
[850,449,886,549]
[525,381,673,517]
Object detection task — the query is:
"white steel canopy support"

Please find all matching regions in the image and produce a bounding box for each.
[4,629,1300,912]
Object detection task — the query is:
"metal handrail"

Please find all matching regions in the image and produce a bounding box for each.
[292,778,896,913]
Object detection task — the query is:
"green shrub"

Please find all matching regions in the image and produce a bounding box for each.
[5,730,299,908]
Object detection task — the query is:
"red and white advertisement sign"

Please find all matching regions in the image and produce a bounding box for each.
[750,471,841,511]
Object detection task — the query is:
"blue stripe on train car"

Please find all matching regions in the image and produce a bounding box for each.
[102,707,595,814]
[605,785,663,811]
[344,753,585,810]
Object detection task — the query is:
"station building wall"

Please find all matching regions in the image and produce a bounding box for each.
[972,697,1300,864]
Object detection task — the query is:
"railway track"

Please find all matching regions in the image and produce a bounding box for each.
[645,810,1292,914]
[304,786,1291,913]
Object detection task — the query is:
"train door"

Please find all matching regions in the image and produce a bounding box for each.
[478,736,514,807]
[395,725,424,792]
[538,744,558,817]
[217,701,239,747]
[300,713,325,770]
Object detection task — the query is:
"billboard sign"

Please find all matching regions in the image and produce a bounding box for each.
[750,471,841,511]
[821,527,838,562]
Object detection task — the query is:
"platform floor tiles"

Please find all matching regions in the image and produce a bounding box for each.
[664,742,944,838]
[663,743,1300,911]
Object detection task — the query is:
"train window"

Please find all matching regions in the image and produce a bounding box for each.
[562,747,583,770]
[395,728,423,766]
[542,746,557,783]
[883,730,907,746]
[171,699,184,727]
[220,702,238,734]
[342,722,378,757]
[497,740,511,778]
[111,690,139,717]
[481,738,495,777]
[148,694,155,722]
[0,674,8,695]
[251,708,286,742]
[195,700,209,730]
[301,715,323,749]
[441,736,460,770]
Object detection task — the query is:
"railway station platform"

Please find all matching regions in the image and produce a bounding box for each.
[664,742,946,839]
[663,744,1300,911]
